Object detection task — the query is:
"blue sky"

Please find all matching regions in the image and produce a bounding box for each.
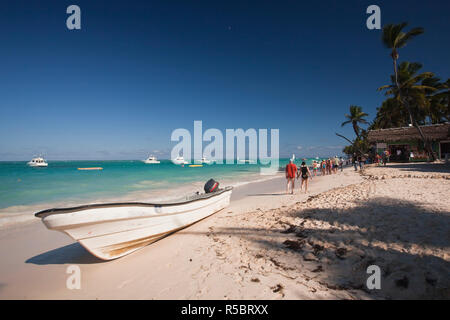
[0,0,449,160]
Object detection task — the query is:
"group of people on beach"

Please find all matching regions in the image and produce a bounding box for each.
[285,156,345,194]
[374,150,390,167]
[311,157,344,176]
[285,160,311,194]
[351,153,370,171]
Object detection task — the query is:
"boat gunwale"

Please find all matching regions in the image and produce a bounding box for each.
[34,187,233,218]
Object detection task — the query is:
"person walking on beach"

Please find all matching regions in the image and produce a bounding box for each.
[358,155,364,170]
[339,157,344,172]
[334,156,339,174]
[326,158,331,175]
[382,150,388,166]
[285,159,297,194]
[297,161,312,193]
[352,154,358,171]
[312,161,318,176]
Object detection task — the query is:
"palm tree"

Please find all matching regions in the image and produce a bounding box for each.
[381,23,437,160]
[378,62,436,120]
[371,98,408,129]
[375,65,448,127]
[382,23,424,90]
[436,79,450,121]
[341,105,369,139]
[424,77,449,123]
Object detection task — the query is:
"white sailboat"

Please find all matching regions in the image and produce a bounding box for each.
[35,187,233,260]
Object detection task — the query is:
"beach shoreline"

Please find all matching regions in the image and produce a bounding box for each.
[0,169,282,229]
[0,163,448,299]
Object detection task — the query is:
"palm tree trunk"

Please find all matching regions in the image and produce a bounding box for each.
[335,133,365,156]
[393,57,413,125]
[393,57,398,87]
[393,57,436,161]
[404,99,436,161]
[352,122,360,139]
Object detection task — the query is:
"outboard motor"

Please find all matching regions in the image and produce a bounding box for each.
[204,179,219,193]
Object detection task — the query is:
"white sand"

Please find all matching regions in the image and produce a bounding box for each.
[0,163,448,299]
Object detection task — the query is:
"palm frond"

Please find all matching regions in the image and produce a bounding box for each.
[341,120,351,127]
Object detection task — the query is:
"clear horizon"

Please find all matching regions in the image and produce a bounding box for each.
[1,1,449,161]
[0,156,335,162]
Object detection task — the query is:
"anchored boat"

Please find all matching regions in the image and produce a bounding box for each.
[201,157,213,164]
[143,156,160,164]
[35,186,233,260]
[172,156,188,165]
[27,157,48,167]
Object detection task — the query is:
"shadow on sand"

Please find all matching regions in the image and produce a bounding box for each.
[26,242,105,265]
[386,163,450,173]
[184,196,450,299]
[23,193,450,298]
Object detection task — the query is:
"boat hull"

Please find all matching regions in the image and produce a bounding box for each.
[28,162,48,167]
[36,188,232,260]
[172,160,188,165]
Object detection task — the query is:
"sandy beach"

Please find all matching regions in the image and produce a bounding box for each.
[0,163,449,299]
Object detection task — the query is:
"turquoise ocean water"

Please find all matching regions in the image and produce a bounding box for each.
[0,158,322,211]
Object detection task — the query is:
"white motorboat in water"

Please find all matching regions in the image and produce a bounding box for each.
[27,157,48,167]
[143,156,160,164]
[172,156,188,165]
[35,187,233,260]
[200,157,213,164]
[237,158,256,164]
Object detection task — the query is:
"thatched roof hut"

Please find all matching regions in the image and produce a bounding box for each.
[368,122,450,143]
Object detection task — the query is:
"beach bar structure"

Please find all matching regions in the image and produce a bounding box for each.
[368,122,450,162]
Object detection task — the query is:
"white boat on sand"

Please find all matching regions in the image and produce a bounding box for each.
[35,187,233,260]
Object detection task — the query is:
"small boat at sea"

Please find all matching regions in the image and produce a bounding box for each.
[172,156,188,165]
[77,167,103,171]
[143,156,160,164]
[35,187,233,260]
[27,157,48,167]
[201,157,212,164]
[237,157,256,164]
